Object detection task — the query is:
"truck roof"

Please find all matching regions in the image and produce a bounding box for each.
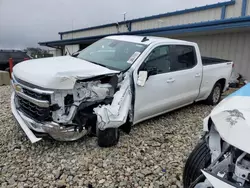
[106,35,195,45]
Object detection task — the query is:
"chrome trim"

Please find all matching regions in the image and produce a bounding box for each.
[12,76,54,95]
[11,93,42,143]
[15,90,50,108]
[11,93,87,142]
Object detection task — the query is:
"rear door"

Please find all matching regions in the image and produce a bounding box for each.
[167,45,202,105]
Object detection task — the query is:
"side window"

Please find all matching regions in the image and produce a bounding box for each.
[143,45,170,75]
[169,45,197,72]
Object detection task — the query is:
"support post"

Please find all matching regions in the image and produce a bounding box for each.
[9,58,13,78]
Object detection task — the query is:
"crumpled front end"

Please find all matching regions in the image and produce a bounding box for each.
[11,71,132,143]
[10,76,88,143]
[11,93,87,143]
[94,74,132,130]
[197,84,250,188]
[205,83,250,153]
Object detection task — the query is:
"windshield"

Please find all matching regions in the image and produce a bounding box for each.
[77,38,147,71]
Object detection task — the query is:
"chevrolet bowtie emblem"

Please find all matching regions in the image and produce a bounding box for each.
[14,84,23,93]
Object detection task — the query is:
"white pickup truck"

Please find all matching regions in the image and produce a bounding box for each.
[11,35,233,147]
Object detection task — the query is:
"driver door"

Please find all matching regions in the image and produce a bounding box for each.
[133,45,175,123]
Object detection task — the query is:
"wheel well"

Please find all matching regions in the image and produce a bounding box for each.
[216,78,226,91]
[208,117,213,131]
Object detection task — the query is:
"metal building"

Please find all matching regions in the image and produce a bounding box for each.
[39,0,250,80]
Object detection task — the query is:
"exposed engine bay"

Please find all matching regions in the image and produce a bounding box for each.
[195,126,250,188]
[47,72,132,136]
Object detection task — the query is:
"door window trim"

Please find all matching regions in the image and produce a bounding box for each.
[138,45,170,75]
[139,44,198,75]
[169,44,198,72]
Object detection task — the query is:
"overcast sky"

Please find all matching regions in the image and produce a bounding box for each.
[0,0,226,49]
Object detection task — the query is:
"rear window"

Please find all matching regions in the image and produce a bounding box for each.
[170,45,197,71]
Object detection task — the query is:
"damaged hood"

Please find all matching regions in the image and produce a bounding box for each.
[13,56,119,89]
[209,84,250,153]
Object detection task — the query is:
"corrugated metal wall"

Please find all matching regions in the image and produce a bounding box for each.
[62,24,129,40]
[61,1,239,40]
[176,31,250,80]
[247,0,250,15]
[132,8,222,31]
[62,26,116,40]
[61,5,225,40]
[225,0,242,18]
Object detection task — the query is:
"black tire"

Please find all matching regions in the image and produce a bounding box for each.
[97,128,120,147]
[205,82,222,105]
[183,140,211,188]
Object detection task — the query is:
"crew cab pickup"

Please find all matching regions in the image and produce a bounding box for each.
[11,35,233,147]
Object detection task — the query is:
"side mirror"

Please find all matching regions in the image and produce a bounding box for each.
[137,71,148,87]
[147,67,158,77]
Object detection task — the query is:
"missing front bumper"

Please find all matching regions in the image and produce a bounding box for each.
[11,93,87,143]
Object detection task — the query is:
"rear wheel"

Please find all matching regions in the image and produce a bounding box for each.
[183,140,211,188]
[97,128,120,147]
[205,82,222,105]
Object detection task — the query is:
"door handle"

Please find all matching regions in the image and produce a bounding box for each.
[195,73,201,78]
[167,78,175,83]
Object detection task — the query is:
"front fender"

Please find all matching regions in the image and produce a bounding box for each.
[203,115,210,132]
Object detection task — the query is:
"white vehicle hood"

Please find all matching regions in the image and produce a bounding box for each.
[13,56,119,90]
[208,84,250,153]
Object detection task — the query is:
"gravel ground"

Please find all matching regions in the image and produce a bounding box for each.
[0,85,223,188]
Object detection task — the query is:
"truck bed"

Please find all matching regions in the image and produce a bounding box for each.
[202,56,231,66]
[199,58,233,100]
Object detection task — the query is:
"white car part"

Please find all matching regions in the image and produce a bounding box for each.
[13,56,118,90]
[73,81,113,102]
[201,170,235,188]
[235,152,250,185]
[137,71,148,87]
[194,152,234,187]
[94,75,132,130]
[51,91,74,123]
[52,80,114,123]
[209,126,222,162]
[194,180,213,188]
[52,105,78,124]
[11,92,88,142]
[209,95,250,154]
[203,115,210,132]
[204,84,250,155]
[11,93,42,143]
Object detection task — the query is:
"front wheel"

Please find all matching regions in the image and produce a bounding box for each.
[183,140,211,188]
[97,128,120,147]
[205,82,222,105]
